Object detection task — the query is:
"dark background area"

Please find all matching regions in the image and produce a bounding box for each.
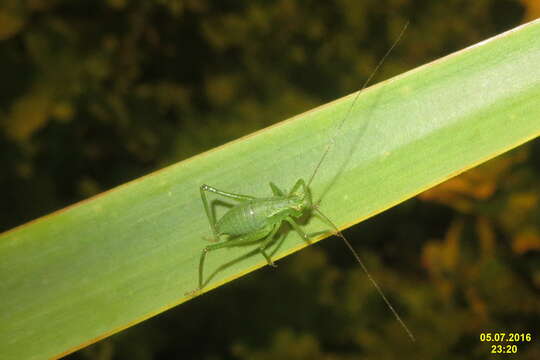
[0,0,538,359]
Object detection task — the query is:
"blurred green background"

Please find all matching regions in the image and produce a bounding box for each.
[1,0,539,359]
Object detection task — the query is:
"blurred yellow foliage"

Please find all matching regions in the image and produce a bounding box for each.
[512,228,540,254]
[475,216,496,260]
[205,74,239,106]
[422,220,463,300]
[51,102,74,123]
[521,0,540,21]
[0,10,24,40]
[508,191,538,214]
[106,0,127,10]
[233,329,322,360]
[501,191,539,230]
[464,287,489,324]
[135,82,191,111]
[5,88,53,142]
[419,150,526,212]
[419,169,496,213]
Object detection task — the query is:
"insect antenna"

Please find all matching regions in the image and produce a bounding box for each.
[308,22,414,341]
[307,21,409,188]
[312,206,415,342]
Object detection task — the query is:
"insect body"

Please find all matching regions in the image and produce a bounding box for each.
[189,23,414,342]
[196,180,315,287]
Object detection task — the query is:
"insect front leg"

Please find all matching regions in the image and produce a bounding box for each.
[287,179,306,195]
[284,216,311,243]
[200,184,256,241]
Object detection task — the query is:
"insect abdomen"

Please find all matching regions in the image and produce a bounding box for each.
[217,198,289,236]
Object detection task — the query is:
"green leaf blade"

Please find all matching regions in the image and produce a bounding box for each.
[1,19,540,359]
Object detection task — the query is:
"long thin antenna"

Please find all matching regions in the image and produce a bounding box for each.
[306,21,413,341]
[313,207,415,342]
[307,21,409,187]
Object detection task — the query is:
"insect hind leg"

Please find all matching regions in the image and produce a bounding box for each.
[200,184,255,241]
[191,225,274,293]
[201,184,256,201]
